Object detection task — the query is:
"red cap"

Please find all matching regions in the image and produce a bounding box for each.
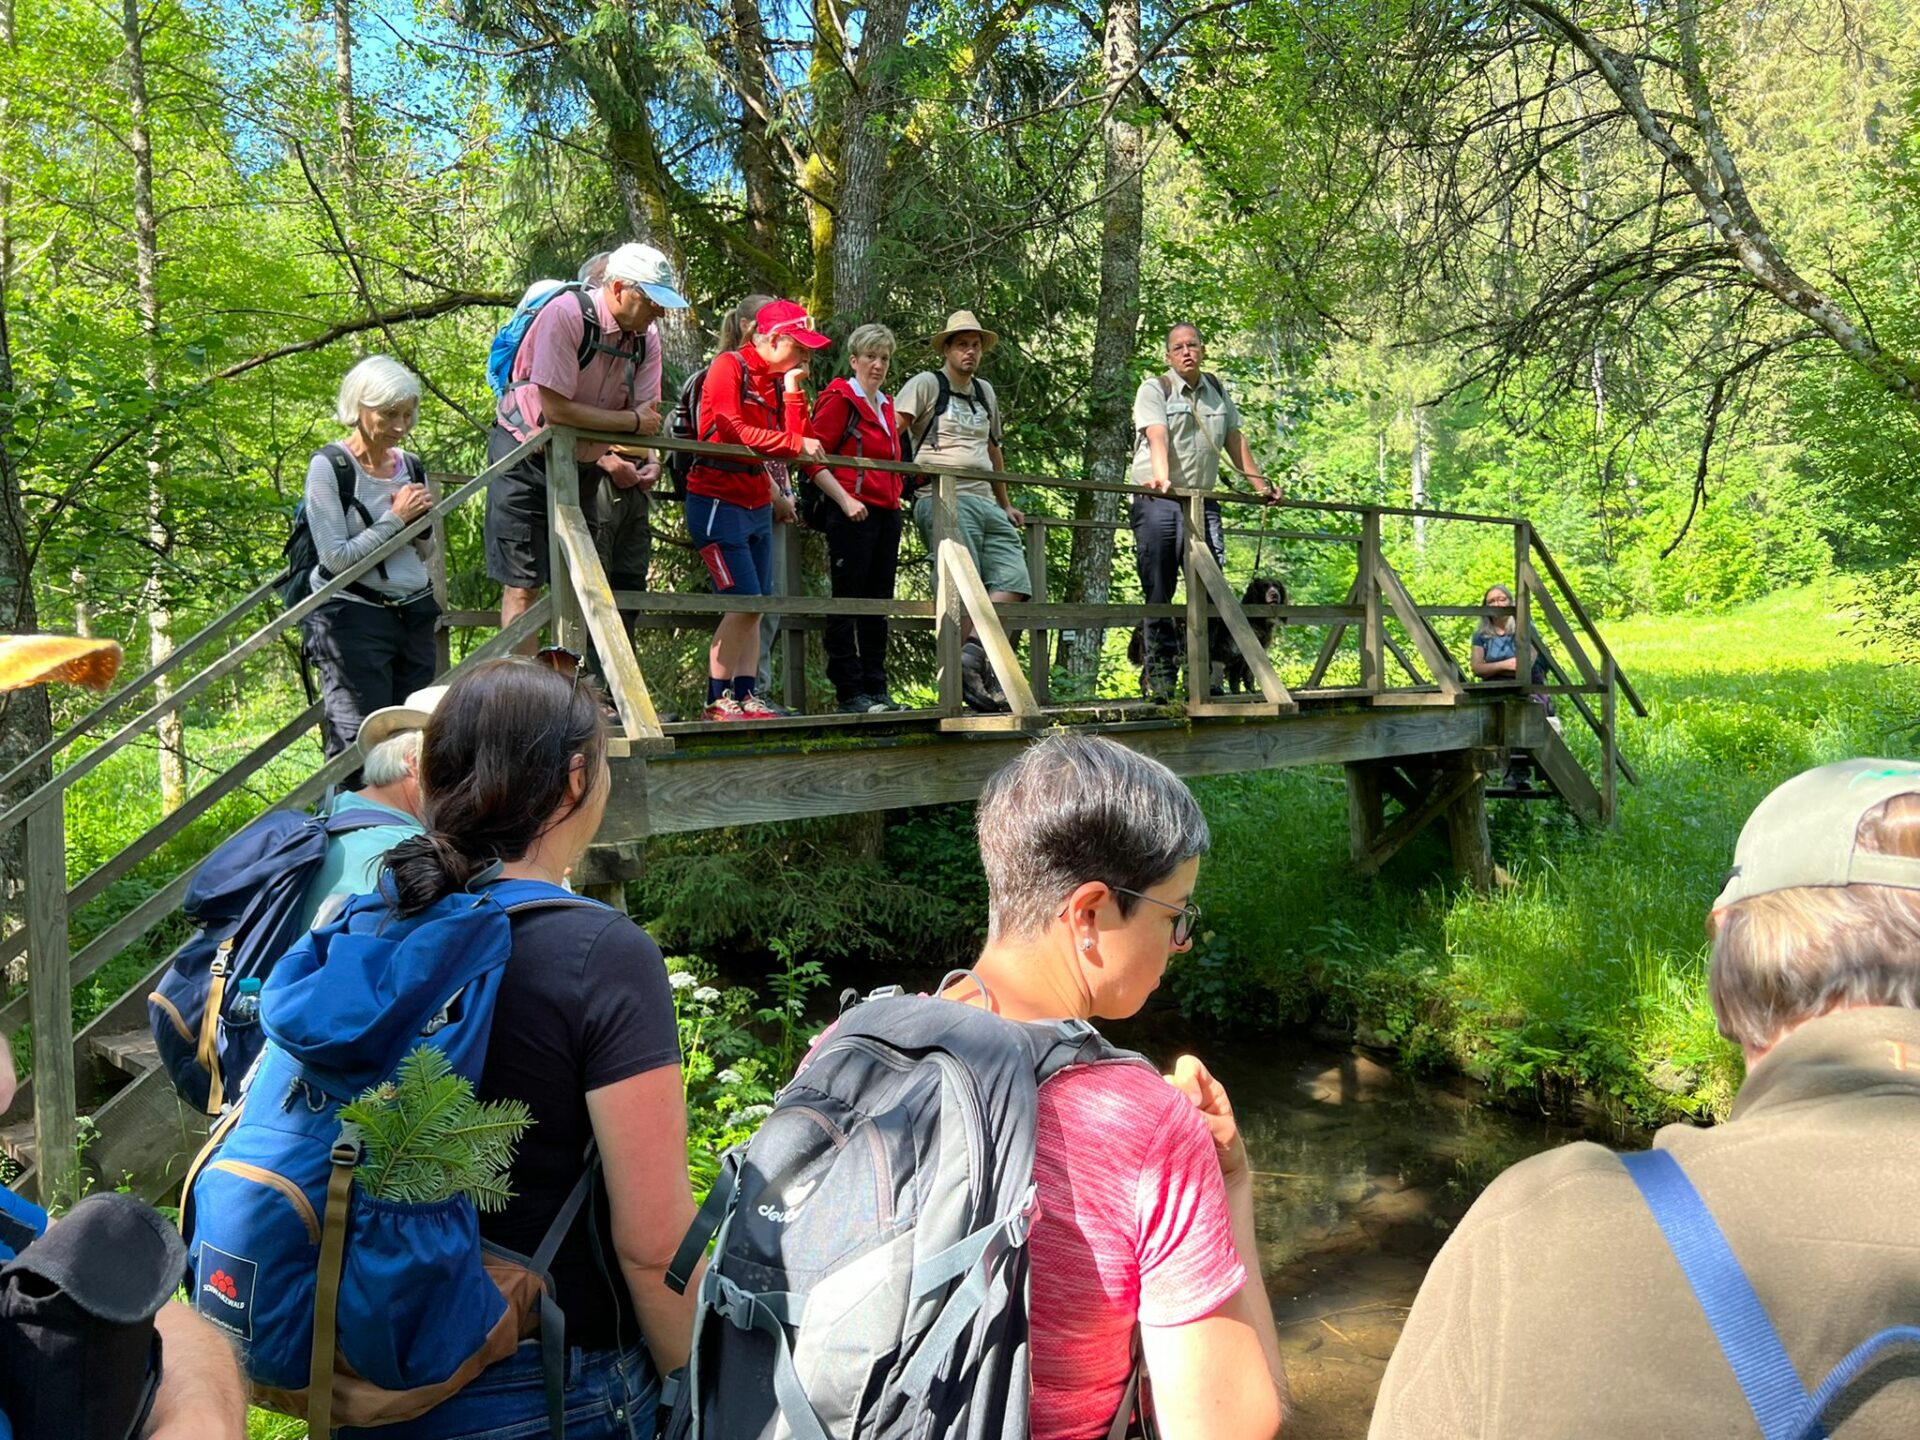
[756,300,832,350]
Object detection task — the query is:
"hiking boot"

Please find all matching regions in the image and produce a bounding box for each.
[702,695,747,722]
[737,693,785,720]
[870,691,906,712]
[838,694,878,715]
[961,643,1009,713]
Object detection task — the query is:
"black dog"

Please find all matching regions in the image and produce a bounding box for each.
[1126,576,1287,693]
[1219,577,1287,693]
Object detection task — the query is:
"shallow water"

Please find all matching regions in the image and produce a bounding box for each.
[1105,1018,1608,1438]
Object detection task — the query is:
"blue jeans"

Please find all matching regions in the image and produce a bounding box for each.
[686,495,773,597]
[343,1342,659,1440]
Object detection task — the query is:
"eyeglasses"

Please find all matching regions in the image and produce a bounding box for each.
[1110,886,1202,947]
[532,645,583,693]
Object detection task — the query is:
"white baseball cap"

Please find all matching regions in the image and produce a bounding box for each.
[601,243,690,309]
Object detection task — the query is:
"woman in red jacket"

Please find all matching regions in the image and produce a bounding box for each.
[806,323,907,713]
[687,300,829,721]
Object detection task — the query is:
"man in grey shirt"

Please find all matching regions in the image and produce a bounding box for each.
[1129,322,1278,698]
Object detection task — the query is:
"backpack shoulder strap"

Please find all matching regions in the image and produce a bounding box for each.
[1618,1149,1811,1440]
[320,444,362,519]
[572,288,600,371]
[976,376,1002,445]
[1156,374,1174,400]
[909,370,950,449]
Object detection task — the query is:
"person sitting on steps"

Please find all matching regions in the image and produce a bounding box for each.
[954,734,1289,1438]
[1470,582,1555,789]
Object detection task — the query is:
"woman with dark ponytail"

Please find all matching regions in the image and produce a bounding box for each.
[357,655,694,1440]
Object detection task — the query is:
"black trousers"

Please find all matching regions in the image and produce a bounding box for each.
[303,595,439,757]
[1129,494,1225,686]
[822,506,902,700]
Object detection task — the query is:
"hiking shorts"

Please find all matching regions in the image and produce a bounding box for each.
[339,1340,657,1440]
[484,426,607,589]
[685,494,773,597]
[912,491,1030,598]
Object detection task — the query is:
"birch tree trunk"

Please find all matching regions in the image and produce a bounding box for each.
[1059,0,1145,684]
[334,0,356,200]
[123,0,185,811]
[1410,405,1429,551]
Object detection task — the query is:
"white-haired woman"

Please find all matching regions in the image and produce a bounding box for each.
[301,355,439,758]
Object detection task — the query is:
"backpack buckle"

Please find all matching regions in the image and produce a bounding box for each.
[330,1134,363,1169]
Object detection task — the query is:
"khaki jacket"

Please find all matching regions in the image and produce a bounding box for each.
[1370,1006,1920,1437]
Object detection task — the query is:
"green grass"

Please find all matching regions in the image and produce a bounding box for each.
[1175,585,1917,1124]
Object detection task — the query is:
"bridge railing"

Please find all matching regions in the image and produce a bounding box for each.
[0,420,1641,1205]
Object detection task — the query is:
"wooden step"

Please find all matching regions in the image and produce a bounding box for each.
[1485,786,1559,801]
[0,1121,36,1169]
[89,1030,160,1079]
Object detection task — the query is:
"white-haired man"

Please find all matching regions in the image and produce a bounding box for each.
[488,242,689,646]
[1372,758,1920,1437]
[298,686,441,929]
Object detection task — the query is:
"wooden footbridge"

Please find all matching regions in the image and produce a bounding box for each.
[0,426,1642,1210]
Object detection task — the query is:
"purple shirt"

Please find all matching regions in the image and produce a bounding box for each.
[495,286,663,462]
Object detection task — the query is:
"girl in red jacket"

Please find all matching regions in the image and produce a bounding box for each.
[687,300,829,720]
[805,323,907,713]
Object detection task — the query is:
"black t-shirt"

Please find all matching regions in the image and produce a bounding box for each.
[476,903,680,1352]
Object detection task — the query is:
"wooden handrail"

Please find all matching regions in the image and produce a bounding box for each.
[1529,532,1648,718]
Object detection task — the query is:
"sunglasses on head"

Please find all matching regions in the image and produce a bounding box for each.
[533,646,583,692]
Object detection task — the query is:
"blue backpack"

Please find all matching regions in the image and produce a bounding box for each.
[181,877,608,1439]
[486,282,601,398]
[1622,1149,1920,1439]
[148,799,404,1115]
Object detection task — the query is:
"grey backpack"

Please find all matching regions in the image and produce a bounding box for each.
[662,980,1156,1440]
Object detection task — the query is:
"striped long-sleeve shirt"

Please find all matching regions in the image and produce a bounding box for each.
[304,444,434,604]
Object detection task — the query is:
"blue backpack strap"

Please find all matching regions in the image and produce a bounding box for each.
[1804,1327,1920,1430]
[1619,1149,1820,1440]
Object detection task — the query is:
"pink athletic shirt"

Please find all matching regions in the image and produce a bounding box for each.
[495,287,663,463]
[1029,1060,1246,1440]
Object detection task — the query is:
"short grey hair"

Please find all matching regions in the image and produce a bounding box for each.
[976,734,1209,941]
[1166,322,1203,350]
[360,730,421,788]
[846,323,896,360]
[578,251,613,285]
[335,356,421,426]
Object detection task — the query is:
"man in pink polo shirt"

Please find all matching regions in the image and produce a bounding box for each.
[487,241,689,642]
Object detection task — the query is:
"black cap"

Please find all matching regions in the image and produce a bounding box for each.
[2,1193,185,1325]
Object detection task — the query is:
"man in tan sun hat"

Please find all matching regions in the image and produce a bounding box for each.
[1372,756,1920,1438]
[897,309,1027,712]
[299,683,446,928]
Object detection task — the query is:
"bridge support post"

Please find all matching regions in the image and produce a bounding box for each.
[776,522,806,713]
[1443,757,1494,894]
[1345,754,1493,893]
[25,794,78,1209]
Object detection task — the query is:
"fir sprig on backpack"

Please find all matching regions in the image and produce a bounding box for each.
[338,1045,532,1211]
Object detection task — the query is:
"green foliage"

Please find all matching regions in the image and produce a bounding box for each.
[639,811,978,965]
[668,959,783,1199]
[1171,588,1908,1125]
[339,1047,532,1211]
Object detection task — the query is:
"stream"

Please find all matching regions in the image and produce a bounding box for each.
[1104,1016,1615,1438]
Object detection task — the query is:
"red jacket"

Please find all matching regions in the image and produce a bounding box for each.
[689,346,809,509]
[806,378,905,509]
